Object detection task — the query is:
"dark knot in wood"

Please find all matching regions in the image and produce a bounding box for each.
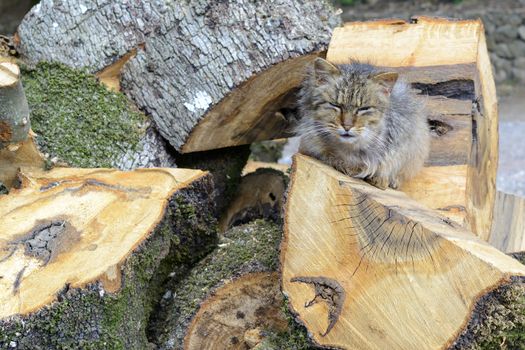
[290,276,345,337]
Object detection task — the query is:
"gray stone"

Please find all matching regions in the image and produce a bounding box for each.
[495,43,514,59]
[509,41,525,58]
[507,14,523,26]
[518,25,525,41]
[494,68,509,84]
[512,67,525,82]
[514,57,525,70]
[494,24,518,43]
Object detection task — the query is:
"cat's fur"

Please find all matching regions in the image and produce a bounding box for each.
[296,58,430,189]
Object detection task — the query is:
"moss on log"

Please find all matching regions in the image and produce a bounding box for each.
[21,62,176,169]
[176,146,251,215]
[151,220,311,350]
[0,167,217,349]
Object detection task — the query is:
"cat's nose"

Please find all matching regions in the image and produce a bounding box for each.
[342,124,351,131]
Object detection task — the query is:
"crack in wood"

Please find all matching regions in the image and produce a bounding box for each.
[290,276,345,337]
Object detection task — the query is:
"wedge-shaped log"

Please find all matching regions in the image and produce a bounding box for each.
[0,167,217,349]
[17,0,341,153]
[327,17,497,240]
[282,154,525,350]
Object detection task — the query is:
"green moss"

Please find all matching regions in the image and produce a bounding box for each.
[21,62,145,168]
[452,252,525,350]
[155,220,282,346]
[250,139,286,163]
[0,185,217,349]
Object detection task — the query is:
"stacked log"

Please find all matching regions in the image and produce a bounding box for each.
[327,17,497,240]
[0,167,217,348]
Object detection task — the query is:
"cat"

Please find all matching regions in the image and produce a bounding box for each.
[296,58,430,189]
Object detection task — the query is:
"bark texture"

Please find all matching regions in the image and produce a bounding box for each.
[0,168,218,349]
[0,62,29,148]
[17,0,341,152]
[282,154,525,350]
[152,220,309,350]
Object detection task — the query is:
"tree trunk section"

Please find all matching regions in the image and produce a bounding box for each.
[326,17,497,240]
[489,191,525,254]
[281,154,525,350]
[0,61,29,149]
[152,220,306,350]
[16,0,341,153]
[0,167,217,349]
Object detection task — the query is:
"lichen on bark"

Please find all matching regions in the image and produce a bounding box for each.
[0,179,218,349]
[20,62,145,168]
[451,252,525,350]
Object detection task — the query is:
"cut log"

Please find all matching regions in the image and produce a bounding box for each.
[17,0,341,153]
[153,220,297,350]
[0,61,30,149]
[19,62,177,170]
[326,17,497,239]
[0,131,45,189]
[281,154,525,350]
[0,167,217,349]
[219,168,288,232]
[489,191,525,254]
[176,145,251,215]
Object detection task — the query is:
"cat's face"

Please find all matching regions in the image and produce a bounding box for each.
[304,58,397,146]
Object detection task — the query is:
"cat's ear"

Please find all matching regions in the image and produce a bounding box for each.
[372,72,398,95]
[313,58,340,85]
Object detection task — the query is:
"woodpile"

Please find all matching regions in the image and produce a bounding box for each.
[1,3,524,349]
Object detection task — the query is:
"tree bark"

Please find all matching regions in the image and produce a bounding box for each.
[326,17,498,240]
[281,154,525,350]
[0,62,29,149]
[0,167,217,349]
[152,220,305,350]
[16,0,341,153]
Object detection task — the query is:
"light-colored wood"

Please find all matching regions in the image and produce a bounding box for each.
[489,191,525,254]
[0,166,206,318]
[0,61,19,87]
[328,18,480,67]
[281,154,525,350]
[400,165,468,225]
[0,132,45,188]
[96,46,142,92]
[182,53,322,153]
[184,272,288,350]
[326,17,497,239]
[467,25,498,241]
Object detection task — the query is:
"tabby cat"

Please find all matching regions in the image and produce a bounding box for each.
[296,58,430,189]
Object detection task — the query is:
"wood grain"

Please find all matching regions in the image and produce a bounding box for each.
[326,17,497,239]
[281,154,525,349]
[0,167,206,318]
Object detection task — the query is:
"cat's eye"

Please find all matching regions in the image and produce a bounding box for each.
[325,102,341,112]
[356,106,375,115]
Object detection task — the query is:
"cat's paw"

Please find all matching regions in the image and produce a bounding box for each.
[389,178,401,190]
[365,176,388,190]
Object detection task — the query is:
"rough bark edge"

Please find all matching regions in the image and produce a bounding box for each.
[450,253,525,350]
[155,220,285,349]
[0,174,218,349]
[281,156,525,350]
[0,61,30,148]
